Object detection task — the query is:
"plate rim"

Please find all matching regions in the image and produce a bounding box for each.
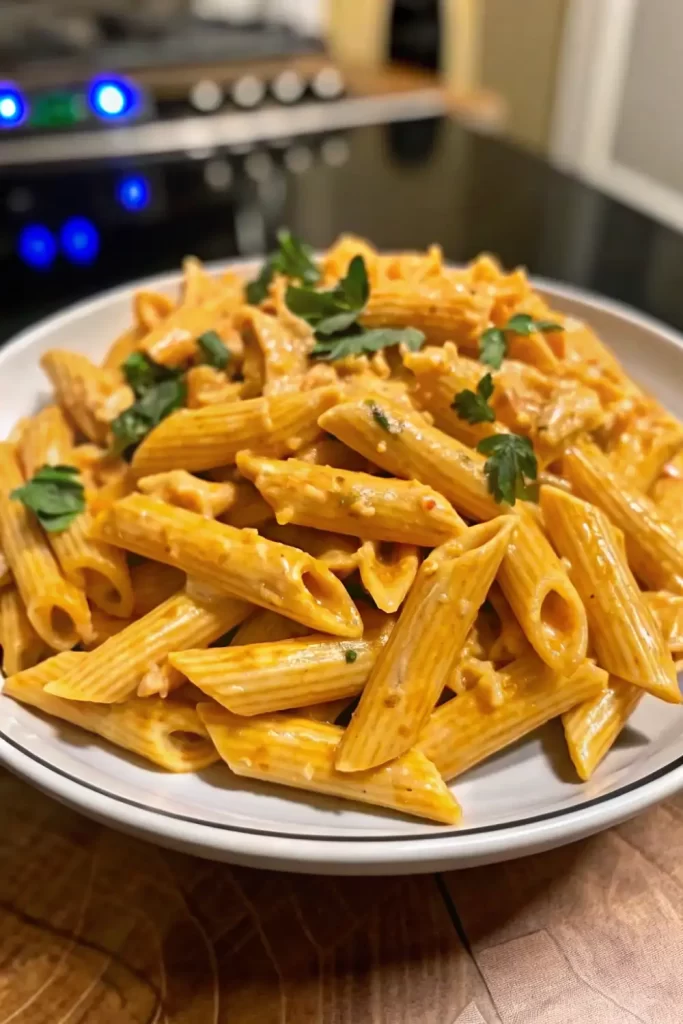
[2,262,683,871]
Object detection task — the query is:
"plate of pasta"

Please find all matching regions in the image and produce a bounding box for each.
[2,233,683,874]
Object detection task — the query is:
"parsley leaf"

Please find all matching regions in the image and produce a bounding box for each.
[312,326,425,361]
[479,327,506,369]
[197,330,230,370]
[111,377,186,455]
[245,228,320,304]
[123,352,181,398]
[286,254,369,334]
[345,649,358,664]
[365,399,402,434]
[478,315,564,368]
[476,433,537,505]
[452,372,496,424]
[11,464,85,532]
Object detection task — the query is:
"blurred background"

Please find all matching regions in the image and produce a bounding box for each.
[2,0,683,337]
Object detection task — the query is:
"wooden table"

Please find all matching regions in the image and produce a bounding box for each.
[1,768,682,1023]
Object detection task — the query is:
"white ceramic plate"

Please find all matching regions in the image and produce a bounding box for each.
[2,263,683,875]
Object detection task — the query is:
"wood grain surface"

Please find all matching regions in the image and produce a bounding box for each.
[0,767,682,1023]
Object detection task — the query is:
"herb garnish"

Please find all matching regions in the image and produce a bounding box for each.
[197,330,230,370]
[345,650,358,664]
[365,399,402,434]
[246,229,321,304]
[286,254,425,360]
[112,377,186,455]
[479,315,563,369]
[11,464,85,532]
[452,372,495,424]
[476,434,538,505]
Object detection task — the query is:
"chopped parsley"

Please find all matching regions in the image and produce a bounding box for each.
[476,433,538,505]
[365,399,402,434]
[197,330,230,370]
[111,376,186,456]
[452,372,495,424]
[11,464,85,532]
[245,228,321,304]
[479,315,563,369]
[345,650,358,664]
[286,254,425,361]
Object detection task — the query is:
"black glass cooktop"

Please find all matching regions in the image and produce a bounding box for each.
[3,115,683,344]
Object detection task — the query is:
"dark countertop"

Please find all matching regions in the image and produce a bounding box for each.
[3,114,683,343]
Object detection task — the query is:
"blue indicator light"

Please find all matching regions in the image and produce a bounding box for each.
[60,217,100,264]
[18,224,57,269]
[0,83,27,128]
[88,76,139,121]
[117,174,150,211]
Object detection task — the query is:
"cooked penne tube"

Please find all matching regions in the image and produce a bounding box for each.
[562,676,643,781]
[541,486,680,702]
[130,560,185,616]
[4,653,219,772]
[186,365,243,408]
[297,436,370,472]
[564,439,683,593]
[644,591,683,653]
[261,522,359,577]
[133,289,175,331]
[359,281,491,350]
[496,504,588,675]
[0,444,91,651]
[102,324,143,372]
[0,586,46,675]
[198,705,461,825]
[131,386,341,475]
[40,349,133,445]
[17,405,135,618]
[170,610,395,716]
[0,543,11,588]
[418,654,608,781]
[650,452,683,536]
[485,583,530,662]
[217,477,273,529]
[137,470,237,518]
[44,589,252,703]
[18,405,74,478]
[236,453,466,546]
[356,540,419,613]
[231,608,310,645]
[295,697,354,723]
[319,395,501,522]
[609,415,683,493]
[84,607,132,649]
[336,517,516,771]
[91,494,363,637]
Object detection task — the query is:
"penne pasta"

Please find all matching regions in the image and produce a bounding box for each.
[564,439,683,594]
[170,610,394,716]
[0,543,11,589]
[198,705,461,824]
[84,607,132,650]
[295,697,355,724]
[0,586,46,676]
[297,435,370,472]
[236,306,310,396]
[418,654,608,781]
[644,591,683,654]
[18,405,75,478]
[131,386,341,476]
[562,676,643,781]
[4,653,219,772]
[335,517,516,771]
[40,349,133,445]
[541,486,680,703]
[261,522,359,577]
[359,280,491,350]
[91,494,363,638]
[496,504,589,675]
[236,453,466,546]
[231,608,310,646]
[130,560,185,616]
[356,540,420,613]
[17,405,135,618]
[485,583,530,662]
[44,589,252,703]
[138,303,228,367]
[0,444,92,651]
[102,324,143,372]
